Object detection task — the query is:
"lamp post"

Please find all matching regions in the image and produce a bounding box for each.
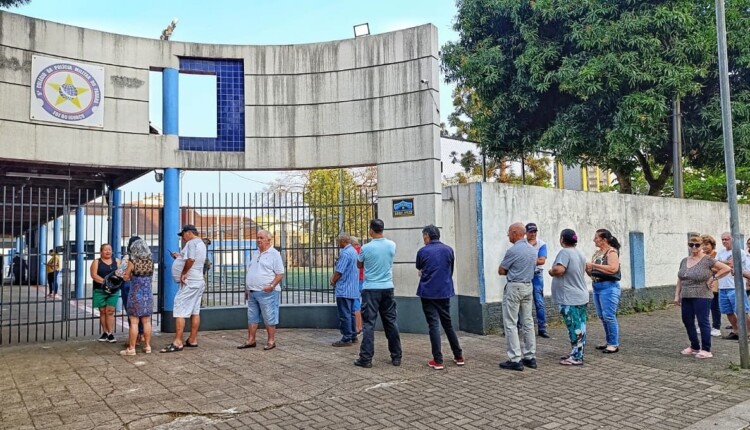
[715,0,749,368]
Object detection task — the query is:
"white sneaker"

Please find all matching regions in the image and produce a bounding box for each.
[711,328,722,337]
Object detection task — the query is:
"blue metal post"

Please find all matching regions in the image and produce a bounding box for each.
[75,207,85,299]
[629,232,646,289]
[111,189,122,258]
[163,68,179,135]
[38,226,47,286]
[163,169,180,315]
[53,218,61,248]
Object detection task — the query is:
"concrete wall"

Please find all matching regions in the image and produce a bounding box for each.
[0,11,439,172]
[444,182,750,302]
[441,182,750,333]
[0,11,442,303]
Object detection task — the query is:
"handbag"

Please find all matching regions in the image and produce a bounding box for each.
[102,272,124,295]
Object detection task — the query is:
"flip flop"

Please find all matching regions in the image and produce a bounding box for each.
[237,342,257,349]
[602,347,619,354]
[184,340,199,348]
[559,357,583,366]
[263,343,276,351]
[159,343,183,353]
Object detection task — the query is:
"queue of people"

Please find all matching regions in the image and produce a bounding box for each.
[90,219,750,369]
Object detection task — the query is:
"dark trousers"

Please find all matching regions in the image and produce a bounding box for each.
[336,297,357,342]
[359,288,402,363]
[682,297,712,352]
[711,292,721,330]
[421,298,462,363]
[47,271,59,295]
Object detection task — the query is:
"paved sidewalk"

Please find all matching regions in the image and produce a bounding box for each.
[2,306,750,429]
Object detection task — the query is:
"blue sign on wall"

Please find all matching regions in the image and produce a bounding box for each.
[392,198,414,217]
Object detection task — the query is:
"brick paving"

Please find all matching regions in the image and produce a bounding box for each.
[2,306,750,429]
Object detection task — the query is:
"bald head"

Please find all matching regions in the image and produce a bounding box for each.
[507,222,526,243]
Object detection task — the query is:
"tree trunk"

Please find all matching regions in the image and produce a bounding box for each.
[613,169,632,194]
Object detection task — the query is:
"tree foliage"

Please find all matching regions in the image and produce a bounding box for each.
[445,149,552,186]
[0,0,30,7]
[442,0,750,195]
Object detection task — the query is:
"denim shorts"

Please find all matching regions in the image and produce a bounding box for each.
[248,290,280,325]
[719,288,750,314]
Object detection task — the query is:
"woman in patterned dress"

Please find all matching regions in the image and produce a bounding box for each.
[675,235,730,359]
[120,239,154,356]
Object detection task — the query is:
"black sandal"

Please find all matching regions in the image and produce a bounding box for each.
[237,342,257,349]
[263,343,276,351]
[602,347,619,354]
[184,340,199,348]
[159,343,184,353]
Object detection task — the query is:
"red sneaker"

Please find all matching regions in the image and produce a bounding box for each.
[453,357,465,366]
[428,360,445,370]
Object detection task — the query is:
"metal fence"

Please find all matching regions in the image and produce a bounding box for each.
[0,186,376,345]
[183,189,377,307]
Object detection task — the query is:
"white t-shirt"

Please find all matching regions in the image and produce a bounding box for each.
[716,248,750,289]
[245,247,285,291]
[173,237,207,283]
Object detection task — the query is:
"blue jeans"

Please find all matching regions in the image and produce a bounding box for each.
[47,271,59,295]
[358,288,402,363]
[682,297,712,352]
[593,281,620,347]
[336,297,357,343]
[532,271,546,331]
[247,290,280,325]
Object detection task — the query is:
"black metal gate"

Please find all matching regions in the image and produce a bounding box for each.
[0,186,375,345]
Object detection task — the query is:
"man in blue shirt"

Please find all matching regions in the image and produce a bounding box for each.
[330,234,360,347]
[416,225,464,370]
[354,219,402,368]
[524,223,549,338]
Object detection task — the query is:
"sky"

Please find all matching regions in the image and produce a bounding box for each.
[2,0,462,199]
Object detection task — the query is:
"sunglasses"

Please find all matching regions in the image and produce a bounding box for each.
[688,243,702,248]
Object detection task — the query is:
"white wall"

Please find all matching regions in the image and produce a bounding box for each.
[444,182,750,303]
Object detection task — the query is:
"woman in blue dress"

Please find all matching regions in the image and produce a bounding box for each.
[120,239,154,356]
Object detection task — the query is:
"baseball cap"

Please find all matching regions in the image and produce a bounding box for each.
[525,223,538,233]
[178,224,199,236]
[560,228,578,244]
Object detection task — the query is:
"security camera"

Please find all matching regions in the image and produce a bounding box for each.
[154,170,164,183]
[420,79,429,84]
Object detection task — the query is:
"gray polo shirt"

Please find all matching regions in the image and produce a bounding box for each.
[499,240,537,283]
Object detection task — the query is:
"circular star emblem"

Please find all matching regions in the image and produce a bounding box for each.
[33,63,101,121]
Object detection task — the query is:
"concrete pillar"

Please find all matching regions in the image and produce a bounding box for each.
[111,189,122,258]
[629,232,645,289]
[75,207,85,299]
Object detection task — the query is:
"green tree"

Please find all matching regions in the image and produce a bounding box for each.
[442,0,750,196]
[446,149,552,186]
[303,169,375,247]
[0,0,30,7]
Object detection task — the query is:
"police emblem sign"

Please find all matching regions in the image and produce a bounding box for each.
[30,56,104,127]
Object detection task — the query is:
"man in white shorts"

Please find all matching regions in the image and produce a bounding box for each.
[161,224,207,353]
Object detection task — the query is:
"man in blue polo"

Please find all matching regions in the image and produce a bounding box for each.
[330,234,360,347]
[417,225,464,370]
[524,223,549,338]
[354,219,402,368]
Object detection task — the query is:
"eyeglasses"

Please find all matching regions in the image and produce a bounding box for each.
[688,243,702,248]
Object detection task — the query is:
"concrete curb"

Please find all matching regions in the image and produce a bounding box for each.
[684,399,750,430]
